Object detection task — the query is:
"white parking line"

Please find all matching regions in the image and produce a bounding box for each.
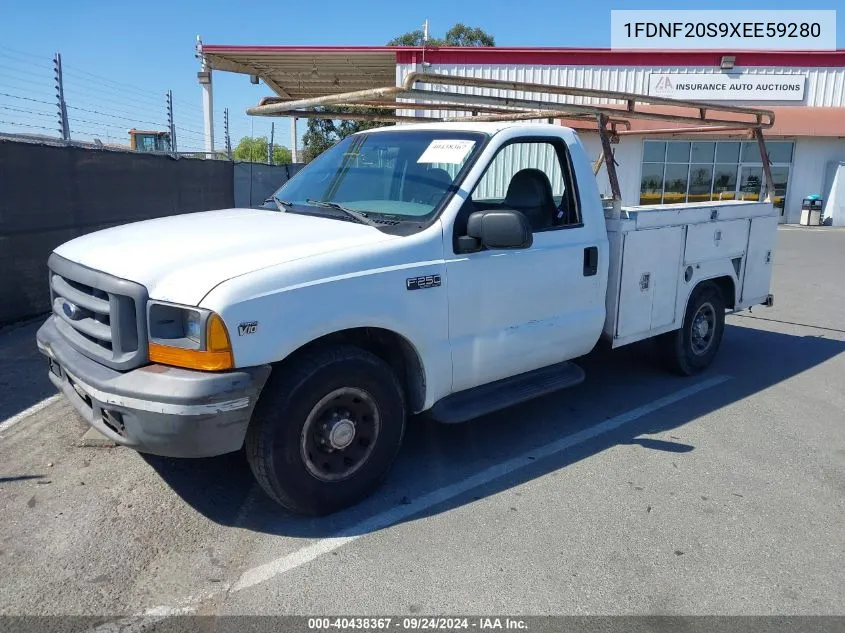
[0,393,62,433]
[233,374,731,593]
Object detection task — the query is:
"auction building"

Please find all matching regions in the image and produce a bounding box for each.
[200,45,845,224]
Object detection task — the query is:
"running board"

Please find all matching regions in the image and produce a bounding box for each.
[429,361,585,424]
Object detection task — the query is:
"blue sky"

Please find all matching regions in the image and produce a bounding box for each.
[0,0,842,151]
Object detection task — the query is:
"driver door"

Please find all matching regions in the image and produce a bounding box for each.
[444,138,605,393]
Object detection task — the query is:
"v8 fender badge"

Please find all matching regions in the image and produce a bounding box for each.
[406,274,441,291]
[238,321,258,336]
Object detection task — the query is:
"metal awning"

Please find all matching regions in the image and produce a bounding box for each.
[199,45,775,133]
[200,45,399,100]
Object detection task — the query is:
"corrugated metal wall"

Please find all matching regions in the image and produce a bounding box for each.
[397,63,845,109]
[423,141,565,200]
[474,142,564,200]
[395,62,845,224]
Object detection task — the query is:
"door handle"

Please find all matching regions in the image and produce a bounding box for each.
[583,246,598,276]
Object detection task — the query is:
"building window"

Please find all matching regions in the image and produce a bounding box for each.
[639,162,664,206]
[639,140,793,214]
[713,163,738,201]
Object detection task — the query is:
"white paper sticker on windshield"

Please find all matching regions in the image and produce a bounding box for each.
[417,139,475,164]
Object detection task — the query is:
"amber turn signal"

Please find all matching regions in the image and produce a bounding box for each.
[148,313,234,371]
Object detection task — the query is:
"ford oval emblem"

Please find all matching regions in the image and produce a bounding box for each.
[62,301,81,320]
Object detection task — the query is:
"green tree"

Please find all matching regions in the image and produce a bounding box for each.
[302,24,495,162]
[387,22,495,46]
[387,30,431,46]
[443,23,496,46]
[232,136,292,164]
[301,107,389,163]
[274,145,292,164]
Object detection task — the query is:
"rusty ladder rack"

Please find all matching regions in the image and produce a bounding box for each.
[245,72,777,207]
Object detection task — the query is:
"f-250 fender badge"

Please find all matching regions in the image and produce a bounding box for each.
[237,321,258,336]
[406,274,441,291]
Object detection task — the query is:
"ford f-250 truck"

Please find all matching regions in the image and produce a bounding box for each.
[37,121,777,514]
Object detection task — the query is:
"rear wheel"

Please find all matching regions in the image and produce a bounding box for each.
[245,346,406,515]
[658,281,725,376]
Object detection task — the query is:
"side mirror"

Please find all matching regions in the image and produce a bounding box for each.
[458,209,533,252]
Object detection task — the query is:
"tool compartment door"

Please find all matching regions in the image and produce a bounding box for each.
[684,219,749,265]
[615,226,684,339]
[740,215,778,305]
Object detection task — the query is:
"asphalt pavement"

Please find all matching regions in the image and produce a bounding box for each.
[1,226,843,619]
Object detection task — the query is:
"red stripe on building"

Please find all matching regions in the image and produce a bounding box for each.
[396,47,845,67]
[200,45,845,68]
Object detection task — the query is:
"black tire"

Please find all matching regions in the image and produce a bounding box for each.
[658,281,725,376]
[245,346,406,515]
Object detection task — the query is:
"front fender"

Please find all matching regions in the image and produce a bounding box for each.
[201,259,453,410]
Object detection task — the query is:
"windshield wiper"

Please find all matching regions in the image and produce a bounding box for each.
[265,195,294,212]
[305,198,380,227]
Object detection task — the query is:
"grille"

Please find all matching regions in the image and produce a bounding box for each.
[48,254,148,371]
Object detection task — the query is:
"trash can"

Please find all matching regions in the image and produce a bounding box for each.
[800,195,823,226]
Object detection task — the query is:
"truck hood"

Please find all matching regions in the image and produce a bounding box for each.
[54,208,396,305]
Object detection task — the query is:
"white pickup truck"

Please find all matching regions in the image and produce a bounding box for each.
[37,121,777,514]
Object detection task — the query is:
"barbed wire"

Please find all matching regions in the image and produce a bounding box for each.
[65,103,168,130]
[0,64,52,82]
[0,91,54,106]
[0,44,283,158]
[59,72,210,132]
[0,104,54,118]
[62,69,175,110]
[61,62,203,114]
[0,46,53,67]
[0,74,55,96]
[61,86,207,133]
[62,91,166,121]
[0,119,55,132]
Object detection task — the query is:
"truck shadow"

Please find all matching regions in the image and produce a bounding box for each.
[142,321,845,537]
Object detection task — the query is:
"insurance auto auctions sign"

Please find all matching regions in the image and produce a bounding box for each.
[648,73,806,101]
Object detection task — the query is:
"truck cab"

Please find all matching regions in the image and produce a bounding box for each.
[129,129,171,152]
[37,122,777,515]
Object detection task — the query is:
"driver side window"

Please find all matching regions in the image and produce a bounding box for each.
[456,140,580,243]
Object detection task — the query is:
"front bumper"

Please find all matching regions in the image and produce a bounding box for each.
[37,316,272,458]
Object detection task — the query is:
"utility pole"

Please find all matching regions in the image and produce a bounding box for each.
[290,117,298,163]
[53,53,70,141]
[224,108,231,159]
[268,121,275,164]
[166,90,177,152]
[196,36,214,155]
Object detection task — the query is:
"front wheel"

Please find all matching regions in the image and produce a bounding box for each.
[658,281,725,376]
[245,346,406,515]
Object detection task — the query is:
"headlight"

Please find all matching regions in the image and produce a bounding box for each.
[147,302,233,371]
[183,310,202,342]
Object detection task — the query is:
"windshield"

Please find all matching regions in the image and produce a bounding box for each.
[266,130,487,222]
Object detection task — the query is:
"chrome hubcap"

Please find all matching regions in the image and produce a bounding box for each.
[327,418,356,449]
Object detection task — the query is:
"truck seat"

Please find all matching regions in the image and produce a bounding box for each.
[504,169,556,231]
